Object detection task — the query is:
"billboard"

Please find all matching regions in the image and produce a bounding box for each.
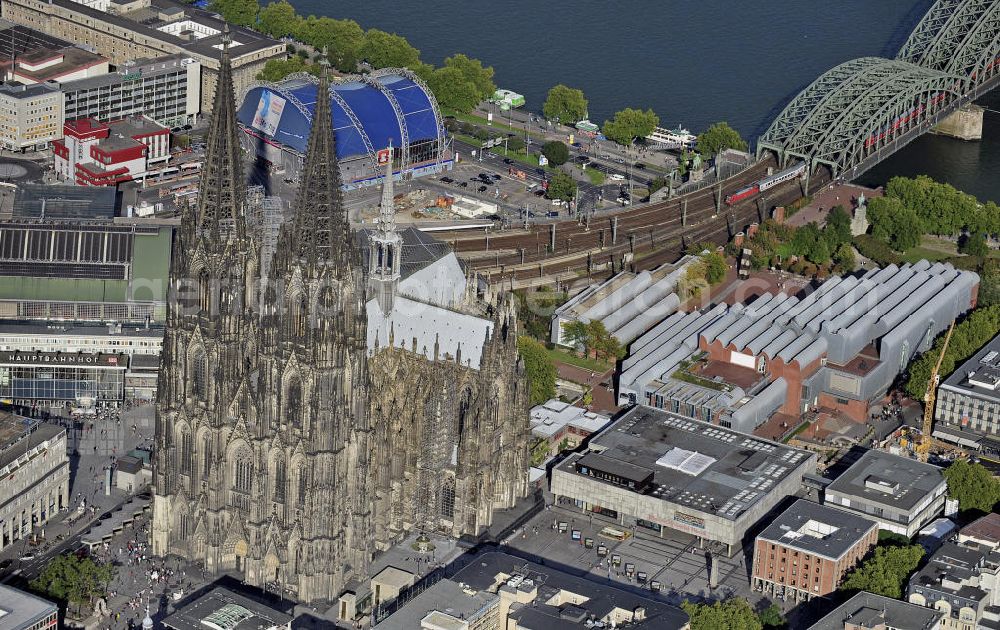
[252,90,287,137]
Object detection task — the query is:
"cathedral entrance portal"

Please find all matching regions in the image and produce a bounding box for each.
[234,540,248,573]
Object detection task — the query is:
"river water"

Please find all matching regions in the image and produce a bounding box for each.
[290,0,1000,202]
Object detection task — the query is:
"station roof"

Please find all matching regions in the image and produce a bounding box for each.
[0,585,57,630]
[757,499,877,560]
[825,448,945,512]
[557,406,814,521]
[12,184,117,220]
[238,73,440,160]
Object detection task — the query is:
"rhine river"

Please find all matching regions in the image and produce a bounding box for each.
[290,0,1000,202]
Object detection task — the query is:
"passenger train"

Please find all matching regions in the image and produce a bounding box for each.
[724,162,807,206]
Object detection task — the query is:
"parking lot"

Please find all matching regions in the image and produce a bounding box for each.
[501,504,770,610]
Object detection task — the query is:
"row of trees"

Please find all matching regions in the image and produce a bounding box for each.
[223,1,497,113]
[904,304,1000,399]
[31,553,115,616]
[742,213,855,272]
[840,543,925,599]
[517,336,557,406]
[681,599,784,630]
[866,175,999,253]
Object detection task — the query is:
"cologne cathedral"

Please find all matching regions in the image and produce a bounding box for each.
[151,41,530,603]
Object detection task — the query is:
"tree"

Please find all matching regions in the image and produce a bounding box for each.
[833,242,856,271]
[256,56,321,82]
[506,136,526,154]
[944,459,1000,516]
[295,17,366,73]
[702,252,728,285]
[840,544,924,598]
[360,29,421,69]
[258,0,300,38]
[542,85,588,123]
[561,320,589,352]
[602,107,659,147]
[867,196,922,251]
[542,140,569,166]
[517,336,557,405]
[545,172,576,202]
[209,0,259,27]
[31,554,115,615]
[443,54,496,103]
[696,122,748,157]
[825,205,853,247]
[681,599,763,630]
[758,603,785,629]
[649,176,667,194]
[807,237,831,265]
[426,66,480,113]
[959,232,989,257]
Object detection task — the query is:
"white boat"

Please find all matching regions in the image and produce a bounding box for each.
[646,125,697,147]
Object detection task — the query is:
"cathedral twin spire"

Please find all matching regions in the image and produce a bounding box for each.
[195,25,246,244]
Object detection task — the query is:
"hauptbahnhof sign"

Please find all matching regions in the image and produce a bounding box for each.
[0,351,128,367]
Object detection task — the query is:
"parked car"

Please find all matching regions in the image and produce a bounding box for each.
[18,554,35,562]
[503,158,513,164]
[533,189,545,197]
[440,176,454,183]
[490,173,502,181]
[459,182,468,188]
[478,185,488,192]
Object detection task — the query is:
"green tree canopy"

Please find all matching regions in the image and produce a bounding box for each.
[31,554,115,614]
[443,54,496,103]
[702,252,728,285]
[546,172,576,202]
[258,0,300,38]
[867,196,922,251]
[833,242,856,271]
[295,16,366,73]
[517,336,557,405]
[824,205,853,247]
[360,29,421,69]
[543,85,588,123]
[561,320,589,351]
[256,56,321,82]
[758,603,785,629]
[681,599,763,630]
[944,459,1000,516]
[959,232,989,257]
[904,305,1000,399]
[601,108,659,147]
[210,0,259,26]
[841,544,924,598]
[696,122,748,157]
[542,141,569,166]
[586,319,624,362]
[426,66,480,113]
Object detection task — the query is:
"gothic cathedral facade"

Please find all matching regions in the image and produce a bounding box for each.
[152,44,530,604]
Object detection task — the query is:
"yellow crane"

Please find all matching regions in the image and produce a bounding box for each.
[917,321,956,463]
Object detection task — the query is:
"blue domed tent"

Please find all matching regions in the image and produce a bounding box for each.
[237,69,449,188]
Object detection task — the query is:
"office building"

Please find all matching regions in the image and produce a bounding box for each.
[61,54,201,127]
[809,591,942,630]
[619,262,980,432]
[1,0,284,113]
[0,585,59,630]
[958,512,1000,548]
[824,449,947,537]
[551,405,816,555]
[934,332,1000,451]
[54,116,170,186]
[0,81,62,151]
[752,499,878,602]
[0,413,69,551]
[6,45,107,85]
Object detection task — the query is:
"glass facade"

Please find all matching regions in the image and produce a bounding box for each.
[0,364,124,403]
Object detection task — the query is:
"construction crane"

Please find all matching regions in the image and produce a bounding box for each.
[917,321,956,463]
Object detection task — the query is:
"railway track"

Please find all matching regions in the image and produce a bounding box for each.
[445,158,830,286]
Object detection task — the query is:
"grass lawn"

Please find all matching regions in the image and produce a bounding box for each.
[442,108,548,142]
[900,246,952,264]
[545,347,611,373]
[585,167,606,185]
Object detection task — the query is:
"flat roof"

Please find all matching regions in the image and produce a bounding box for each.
[825,448,945,512]
[451,551,688,630]
[374,578,497,630]
[529,399,610,438]
[807,591,942,630]
[0,21,73,58]
[161,587,292,630]
[0,585,57,630]
[961,512,1000,546]
[940,332,1000,404]
[12,184,117,220]
[0,418,63,471]
[60,54,193,91]
[0,322,164,338]
[14,46,105,82]
[43,0,280,63]
[0,81,60,99]
[757,499,877,560]
[556,406,814,521]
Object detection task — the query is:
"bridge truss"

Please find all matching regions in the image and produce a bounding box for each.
[758,0,1000,179]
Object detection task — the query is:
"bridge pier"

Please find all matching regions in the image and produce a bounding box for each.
[933,104,984,141]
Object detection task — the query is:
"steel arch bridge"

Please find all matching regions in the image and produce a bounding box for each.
[757,0,1000,180]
